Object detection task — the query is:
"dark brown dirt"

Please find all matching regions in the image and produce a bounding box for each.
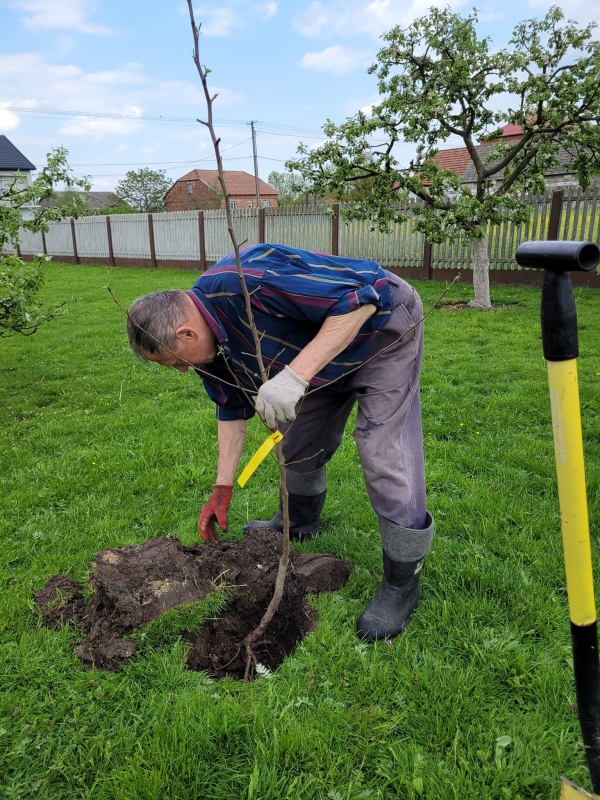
[185,594,318,680]
[35,529,351,677]
[33,575,86,629]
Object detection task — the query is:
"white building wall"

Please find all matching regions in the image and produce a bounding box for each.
[0,169,38,221]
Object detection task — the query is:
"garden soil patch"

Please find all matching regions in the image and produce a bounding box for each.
[35,529,351,677]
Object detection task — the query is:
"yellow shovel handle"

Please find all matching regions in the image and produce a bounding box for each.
[237,431,283,488]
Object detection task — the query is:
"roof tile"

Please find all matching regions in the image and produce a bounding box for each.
[175,169,277,196]
[0,135,36,171]
[433,147,472,175]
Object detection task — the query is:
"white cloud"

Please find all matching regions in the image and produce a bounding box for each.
[48,35,78,57]
[527,0,600,25]
[59,106,143,141]
[293,0,464,39]
[90,178,118,189]
[0,52,246,141]
[206,86,247,106]
[7,0,113,35]
[0,104,20,131]
[153,79,245,108]
[253,1,278,20]
[0,53,147,113]
[196,7,241,36]
[142,142,163,154]
[300,44,372,74]
[293,0,600,41]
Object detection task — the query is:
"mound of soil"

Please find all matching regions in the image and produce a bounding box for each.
[35,529,351,678]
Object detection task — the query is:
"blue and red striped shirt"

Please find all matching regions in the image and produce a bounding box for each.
[187,244,392,420]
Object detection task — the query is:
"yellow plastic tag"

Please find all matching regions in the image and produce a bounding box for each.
[237,431,283,488]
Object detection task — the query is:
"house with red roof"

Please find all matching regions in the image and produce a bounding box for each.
[432,146,473,177]
[164,169,278,212]
[430,124,595,192]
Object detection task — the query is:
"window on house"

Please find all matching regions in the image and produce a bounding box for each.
[247,200,253,208]
[261,200,270,207]
[229,200,237,210]
[187,183,193,194]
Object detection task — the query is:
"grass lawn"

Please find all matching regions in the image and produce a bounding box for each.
[2,261,600,800]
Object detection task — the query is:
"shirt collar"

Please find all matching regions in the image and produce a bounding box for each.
[186,288,227,343]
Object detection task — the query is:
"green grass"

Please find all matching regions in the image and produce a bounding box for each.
[2,262,600,799]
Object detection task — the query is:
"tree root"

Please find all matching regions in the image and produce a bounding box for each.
[242,640,275,680]
[244,644,257,681]
[220,646,241,671]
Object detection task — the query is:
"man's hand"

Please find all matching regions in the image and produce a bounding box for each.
[198,484,233,542]
[256,365,309,429]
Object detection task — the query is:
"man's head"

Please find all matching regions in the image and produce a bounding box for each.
[126,290,216,372]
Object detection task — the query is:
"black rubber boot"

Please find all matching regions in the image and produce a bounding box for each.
[243,490,326,541]
[244,465,327,542]
[356,552,424,641]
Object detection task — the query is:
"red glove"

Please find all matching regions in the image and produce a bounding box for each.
[198,485,233,543]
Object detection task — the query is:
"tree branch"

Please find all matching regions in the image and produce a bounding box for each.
[186,0,292,680]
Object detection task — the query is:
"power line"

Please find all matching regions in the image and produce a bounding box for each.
[67,158,207,167]
[75,155,254,178]
[6,106,326,137]
[9,105,466,147]
[51,137,252,170]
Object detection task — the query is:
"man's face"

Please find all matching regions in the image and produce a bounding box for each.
[142,325,217,373]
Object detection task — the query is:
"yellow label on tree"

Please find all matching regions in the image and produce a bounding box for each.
[237,431,283,488]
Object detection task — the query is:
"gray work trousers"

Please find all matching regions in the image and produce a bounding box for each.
[281,272,427,532]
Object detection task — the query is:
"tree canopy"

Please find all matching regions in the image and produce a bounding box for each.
[114,168,172,213]
[0,147,89,337]
[288,6,600,308]
[267,170,312,205]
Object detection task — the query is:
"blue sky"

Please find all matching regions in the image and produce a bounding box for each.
[0,0,598,191]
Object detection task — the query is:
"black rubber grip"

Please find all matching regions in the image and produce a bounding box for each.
[541,270,578,361]
[516,241,599,272]
[571,620,600,794]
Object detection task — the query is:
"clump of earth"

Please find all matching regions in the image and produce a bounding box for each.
[35,529,351,679]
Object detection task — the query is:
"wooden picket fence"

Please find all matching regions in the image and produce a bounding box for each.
[8,187,600,285]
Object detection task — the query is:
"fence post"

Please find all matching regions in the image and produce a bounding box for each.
[259,207,266,244]
[41,229,47,256]
[198,211,206,271]
[70,218,79,264]
[331,203,340,256]
[148,213,157,267]
[106,215,115,266]
[423,240,432,280]
[548,189,564,241]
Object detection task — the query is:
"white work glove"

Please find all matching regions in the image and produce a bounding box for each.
[256,366,309,429]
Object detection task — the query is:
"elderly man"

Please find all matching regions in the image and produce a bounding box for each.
[126,243,433,641]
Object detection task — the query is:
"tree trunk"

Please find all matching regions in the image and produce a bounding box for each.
[467,237,492,310]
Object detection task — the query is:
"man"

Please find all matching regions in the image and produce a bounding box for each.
[126,243,434,641]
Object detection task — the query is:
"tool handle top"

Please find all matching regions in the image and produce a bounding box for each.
[516,241,599,272]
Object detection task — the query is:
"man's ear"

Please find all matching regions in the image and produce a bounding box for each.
[174,325,199,342]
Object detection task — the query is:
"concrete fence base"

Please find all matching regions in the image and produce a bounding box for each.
[10,189,600,288]
[18,254,600,288]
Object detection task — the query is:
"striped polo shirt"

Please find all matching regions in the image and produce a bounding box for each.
[187,243,392,420]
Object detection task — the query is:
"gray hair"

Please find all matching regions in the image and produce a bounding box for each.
[126,290,191,359]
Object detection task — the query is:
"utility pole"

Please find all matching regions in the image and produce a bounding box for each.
[250,121,261,209]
